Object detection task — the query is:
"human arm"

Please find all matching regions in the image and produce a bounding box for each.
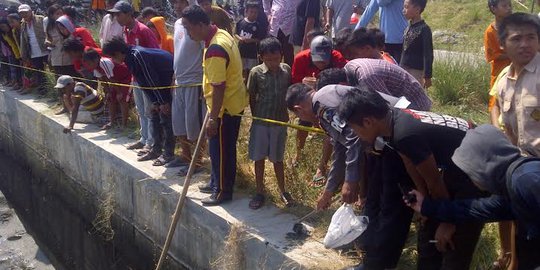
[407,190,515,223]
[484,25,508,63]
[325,0,334,32]
[356,0,379,29]
[64,96,81,133]
[291,54,306,83]
[204,44,229,136]
[490,100,501,129]
[246,68,258,114]
[76,28,99,48]
[319,138,346,210]
[301,0,320,49]
[423,26,434,87]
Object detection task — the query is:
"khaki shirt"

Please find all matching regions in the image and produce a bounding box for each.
[495,53,540,156]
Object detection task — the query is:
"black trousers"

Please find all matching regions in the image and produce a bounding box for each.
[384,43,403,64]
[359,148,414,269]
[515,234,540,270]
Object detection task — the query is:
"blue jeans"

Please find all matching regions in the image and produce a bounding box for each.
[133,86,154,146]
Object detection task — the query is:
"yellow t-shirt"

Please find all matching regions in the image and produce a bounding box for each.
[203,28,248,117]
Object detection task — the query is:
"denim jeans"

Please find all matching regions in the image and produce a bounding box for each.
[149,106,175,157]
[133,86,154,146]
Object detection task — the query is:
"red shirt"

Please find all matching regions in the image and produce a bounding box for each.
[73,27,99,49]
[291,49,348,84]
[124,20,159,49]
[94,57,131,91]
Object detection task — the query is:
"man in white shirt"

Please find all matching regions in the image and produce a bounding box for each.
[99,0,124,47]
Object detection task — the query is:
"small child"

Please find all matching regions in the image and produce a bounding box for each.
[485,0,512,111]
[82,48,132,129]
[247,37,293,209]
[235,1,264,81]
[0,18,21,90]
[401,0,433,89]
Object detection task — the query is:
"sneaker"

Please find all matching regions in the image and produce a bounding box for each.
[126,141,145,150]
[198,184,213,194]
[201,193,232,206]
[280,192,295,207]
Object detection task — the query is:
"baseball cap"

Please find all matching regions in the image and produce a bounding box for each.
[18,4,31,13]
[54,75,74,89]
[310,35,333,62]
[108,0,133,13]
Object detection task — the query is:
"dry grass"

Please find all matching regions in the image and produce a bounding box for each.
[211,223,250,270]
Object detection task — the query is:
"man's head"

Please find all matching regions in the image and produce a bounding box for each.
[174,0,189,17]
[108,0,134,26]
[334,28,353,58]
[18,4,32,21]
[488,0,512,18]
[62,38,85,60]
[182,5,211,42]
[286,83,317,123]
[403,0,427,20]
[317,68,348,90]
[82,49,101,71]
[259,37,282,71]
[140,7,158,24]
[306,28,325,47]
[197,0,212,14]
[499,12,540,67]
[310,35,333,70]
[345,27,381,60]
[54,75,75,93]
[337,87,390,144]
[0,19,11,33]
[7,13,21,29]
[102,36,129,64]
[245,1,259,22]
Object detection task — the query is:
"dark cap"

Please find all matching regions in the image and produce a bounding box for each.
[310,35,333,62]
[108,0,133,13]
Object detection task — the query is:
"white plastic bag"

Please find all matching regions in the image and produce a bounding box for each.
[323,204,369,249]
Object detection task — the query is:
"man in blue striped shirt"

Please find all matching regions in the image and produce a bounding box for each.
[103,37,176,166]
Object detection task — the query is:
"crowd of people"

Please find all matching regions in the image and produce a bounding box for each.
[0,0,538,269]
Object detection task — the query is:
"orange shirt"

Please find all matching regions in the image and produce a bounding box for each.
[484,23,511,88]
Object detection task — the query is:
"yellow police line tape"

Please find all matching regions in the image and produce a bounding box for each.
[0,60,201,90]
[0,60,326,134]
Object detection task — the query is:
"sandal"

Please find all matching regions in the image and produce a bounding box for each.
[152,155,174,166]
[249,193,265,210]
[101,123,113,130]
[281,192,295,207]
[164,156,190,168]
[310,170,327,188]
[176,165,203,176]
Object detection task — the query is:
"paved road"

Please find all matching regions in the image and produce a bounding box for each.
[0,191,55,270]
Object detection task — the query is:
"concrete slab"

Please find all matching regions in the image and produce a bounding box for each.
[0,88,353,269]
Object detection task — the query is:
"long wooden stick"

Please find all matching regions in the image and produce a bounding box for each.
[155,112,210,270]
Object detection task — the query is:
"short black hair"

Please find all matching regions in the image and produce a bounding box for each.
[102,36,130,56]
[7,13,21,21]
[306,28,325,41]
[368,28,385,49]
[182,5,210,25]
[346,27,378,49]
[334,28,353,50]
[317,68,347,90]
[245,0,259,10]
[82,48,101,62]
[488,0,505,14]
[62,38,84,53]
[498,12,540,44]
[197,0,211,4]
[106,0,119,5]
[286,83,313,111]
[63,6,77,21]
[258,37,282,56]
[409,0,427,12]
[337,87,390,127]
[141,7,158,18]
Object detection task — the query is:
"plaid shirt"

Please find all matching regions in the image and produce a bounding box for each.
[247,63,291,125]
[344,58,432,111]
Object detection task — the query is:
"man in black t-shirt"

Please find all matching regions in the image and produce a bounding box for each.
[337,89,486,270]
[291,0,321,50]
[235,2,265,78]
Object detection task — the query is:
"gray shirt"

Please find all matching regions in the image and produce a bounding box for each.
[312,84,405,192]
[326,0,354,38]
[173,18,203,84]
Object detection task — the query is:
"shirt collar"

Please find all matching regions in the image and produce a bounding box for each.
[261,62,285,74]
[508,53,540,79]
[126,20,140,35]
[204,25,218,48]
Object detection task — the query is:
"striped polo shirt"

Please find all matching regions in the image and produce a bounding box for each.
[72,82,105,116]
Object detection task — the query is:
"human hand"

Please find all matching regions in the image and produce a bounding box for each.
[63,126,72,134]
[341,181,359,204]
[316,190,333,210]
[404,189,424,213]
[435,222,456,252]
[206,118,219,137]
[424,78,432,89]
[324,23,331,32]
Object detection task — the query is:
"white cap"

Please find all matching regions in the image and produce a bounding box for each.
[54,75,74,89]
[18,4,31,13]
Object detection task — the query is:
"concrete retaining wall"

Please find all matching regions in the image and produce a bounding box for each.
[0,88,349,270]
